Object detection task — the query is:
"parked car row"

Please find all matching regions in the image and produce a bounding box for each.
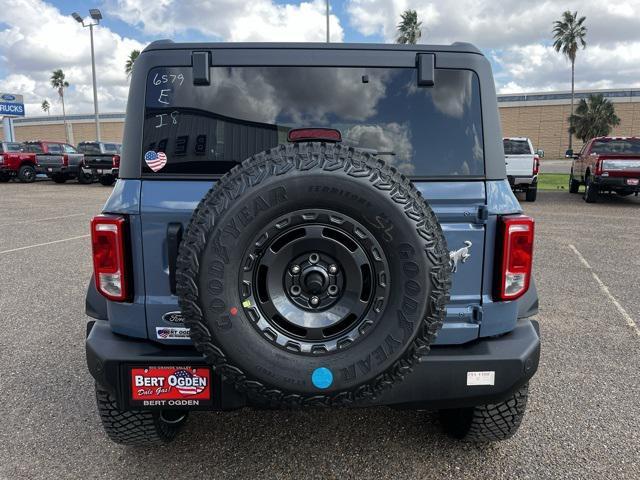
[504,135,640,204]
[0,140,120,185]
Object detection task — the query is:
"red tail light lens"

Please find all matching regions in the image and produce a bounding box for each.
[533,155,540,175]
[112,155,120,168]
[91,215,129,302]
[594,158,602,175]
[496,215,534,301]
[62,154,69,167]
[288,128,342,143]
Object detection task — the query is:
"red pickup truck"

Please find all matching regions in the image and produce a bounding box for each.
[568,137,640,203]
[0,142,38,183]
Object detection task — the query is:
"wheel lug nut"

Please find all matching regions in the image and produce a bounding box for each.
[290,264,301,274]
[309,253,319,264]
[328,264,338,274]
[328,285,338,296]
[309,296,320,306]
[290,285,301,296]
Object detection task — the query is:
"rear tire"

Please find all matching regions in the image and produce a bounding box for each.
[51,174,67,184]
[439,383,529,442]
[584,176,598,203]
[18,164,37,183]
[95,384,187,446]
[0,174,10,183]
[569,171,580,193]
[524,185,537,202]
[99,175,115,186]
[77,169,94,184]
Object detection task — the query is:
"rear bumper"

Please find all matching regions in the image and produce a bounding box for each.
[86,318,541,411]
[84,166,119,177]
[593,175,640,191]
[508,175,537,188]
[38,165,79,175]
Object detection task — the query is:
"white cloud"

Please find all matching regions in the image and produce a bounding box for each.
[0,0,144,116]
[107,0,343,42]
[0,0,344,119]
[347,0,640,92]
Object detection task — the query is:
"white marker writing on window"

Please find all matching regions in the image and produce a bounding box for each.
[155,113,167,128]
[158,89,171,105]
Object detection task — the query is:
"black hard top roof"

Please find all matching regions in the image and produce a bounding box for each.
[143,40,483,56]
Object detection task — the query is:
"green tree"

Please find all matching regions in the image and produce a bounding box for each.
[50,69,70,142]
[41,99,50,116]
[125,49,140,78]
[569,94,620,142]
[552,10,587,149]
[396,10,422,44]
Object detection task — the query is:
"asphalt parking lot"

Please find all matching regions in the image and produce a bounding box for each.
[0,182,639,480]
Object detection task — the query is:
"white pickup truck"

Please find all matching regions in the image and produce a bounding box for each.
[503,137,542,202]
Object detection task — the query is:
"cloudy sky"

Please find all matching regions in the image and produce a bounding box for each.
[1,0,639,117]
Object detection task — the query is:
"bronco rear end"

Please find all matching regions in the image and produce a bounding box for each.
[85,42,540,446]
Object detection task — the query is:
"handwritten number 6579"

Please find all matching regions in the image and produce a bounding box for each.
[153,73,184,86]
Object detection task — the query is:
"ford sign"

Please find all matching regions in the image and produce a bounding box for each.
[0,93,25,117]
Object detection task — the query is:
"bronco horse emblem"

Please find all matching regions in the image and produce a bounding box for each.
[449,241,472,273]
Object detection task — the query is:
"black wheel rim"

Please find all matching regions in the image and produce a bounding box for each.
[239,209,389,354]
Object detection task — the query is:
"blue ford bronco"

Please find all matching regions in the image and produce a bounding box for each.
[85,41,540,446]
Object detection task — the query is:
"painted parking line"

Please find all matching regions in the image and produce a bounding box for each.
[0,213,88,227]
[569,244,640,337]
[0,235,90,255]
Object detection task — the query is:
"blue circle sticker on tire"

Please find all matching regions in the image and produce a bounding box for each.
[311,367,333,389]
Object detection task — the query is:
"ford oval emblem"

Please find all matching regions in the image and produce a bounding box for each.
[1,94,16,101]
[162,311,185,324]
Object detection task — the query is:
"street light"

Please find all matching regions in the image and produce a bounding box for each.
[72,9,102,141]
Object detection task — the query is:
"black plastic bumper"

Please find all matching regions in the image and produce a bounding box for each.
[593,175,640,191]
[86,318,540,411]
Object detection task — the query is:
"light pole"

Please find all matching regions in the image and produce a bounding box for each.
[326,0,330,43]
[72,9,102,141]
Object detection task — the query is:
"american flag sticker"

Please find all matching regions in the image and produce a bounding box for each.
[144,150,168,172]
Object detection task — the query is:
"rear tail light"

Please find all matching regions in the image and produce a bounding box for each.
[533,155,540,175]
[112,155,120,168]
[594,158,603,175]
[91,215,130,302]
[288,128,342,143]
[495,215,534,301]
[62,154,69,167]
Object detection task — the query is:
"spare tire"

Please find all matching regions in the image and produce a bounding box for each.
[177,142,451,406]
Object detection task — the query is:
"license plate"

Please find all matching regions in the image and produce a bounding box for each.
[129,366,211,407]
[626,178,639,186]
[47,168,52,172]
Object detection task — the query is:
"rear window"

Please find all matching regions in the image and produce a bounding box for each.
[24,143,44,153]
[77,142,102,154]
[142,66,485,177]
[591,139,640,154]
[503,139,532,155]
[1,142,22,153]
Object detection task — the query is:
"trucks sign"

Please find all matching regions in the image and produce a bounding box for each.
[0,93,25,117]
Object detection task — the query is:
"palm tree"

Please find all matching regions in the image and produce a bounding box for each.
[125,49,140,78]
[41,99,50,116]
[552,10,587,150]
[50,69,70,142]
[569,94,620,143]
[396,10,422,44]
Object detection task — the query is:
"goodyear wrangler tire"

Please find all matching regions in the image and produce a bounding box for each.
[176,142,451,406]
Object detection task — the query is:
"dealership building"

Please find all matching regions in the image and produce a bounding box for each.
[2,88,640,160]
